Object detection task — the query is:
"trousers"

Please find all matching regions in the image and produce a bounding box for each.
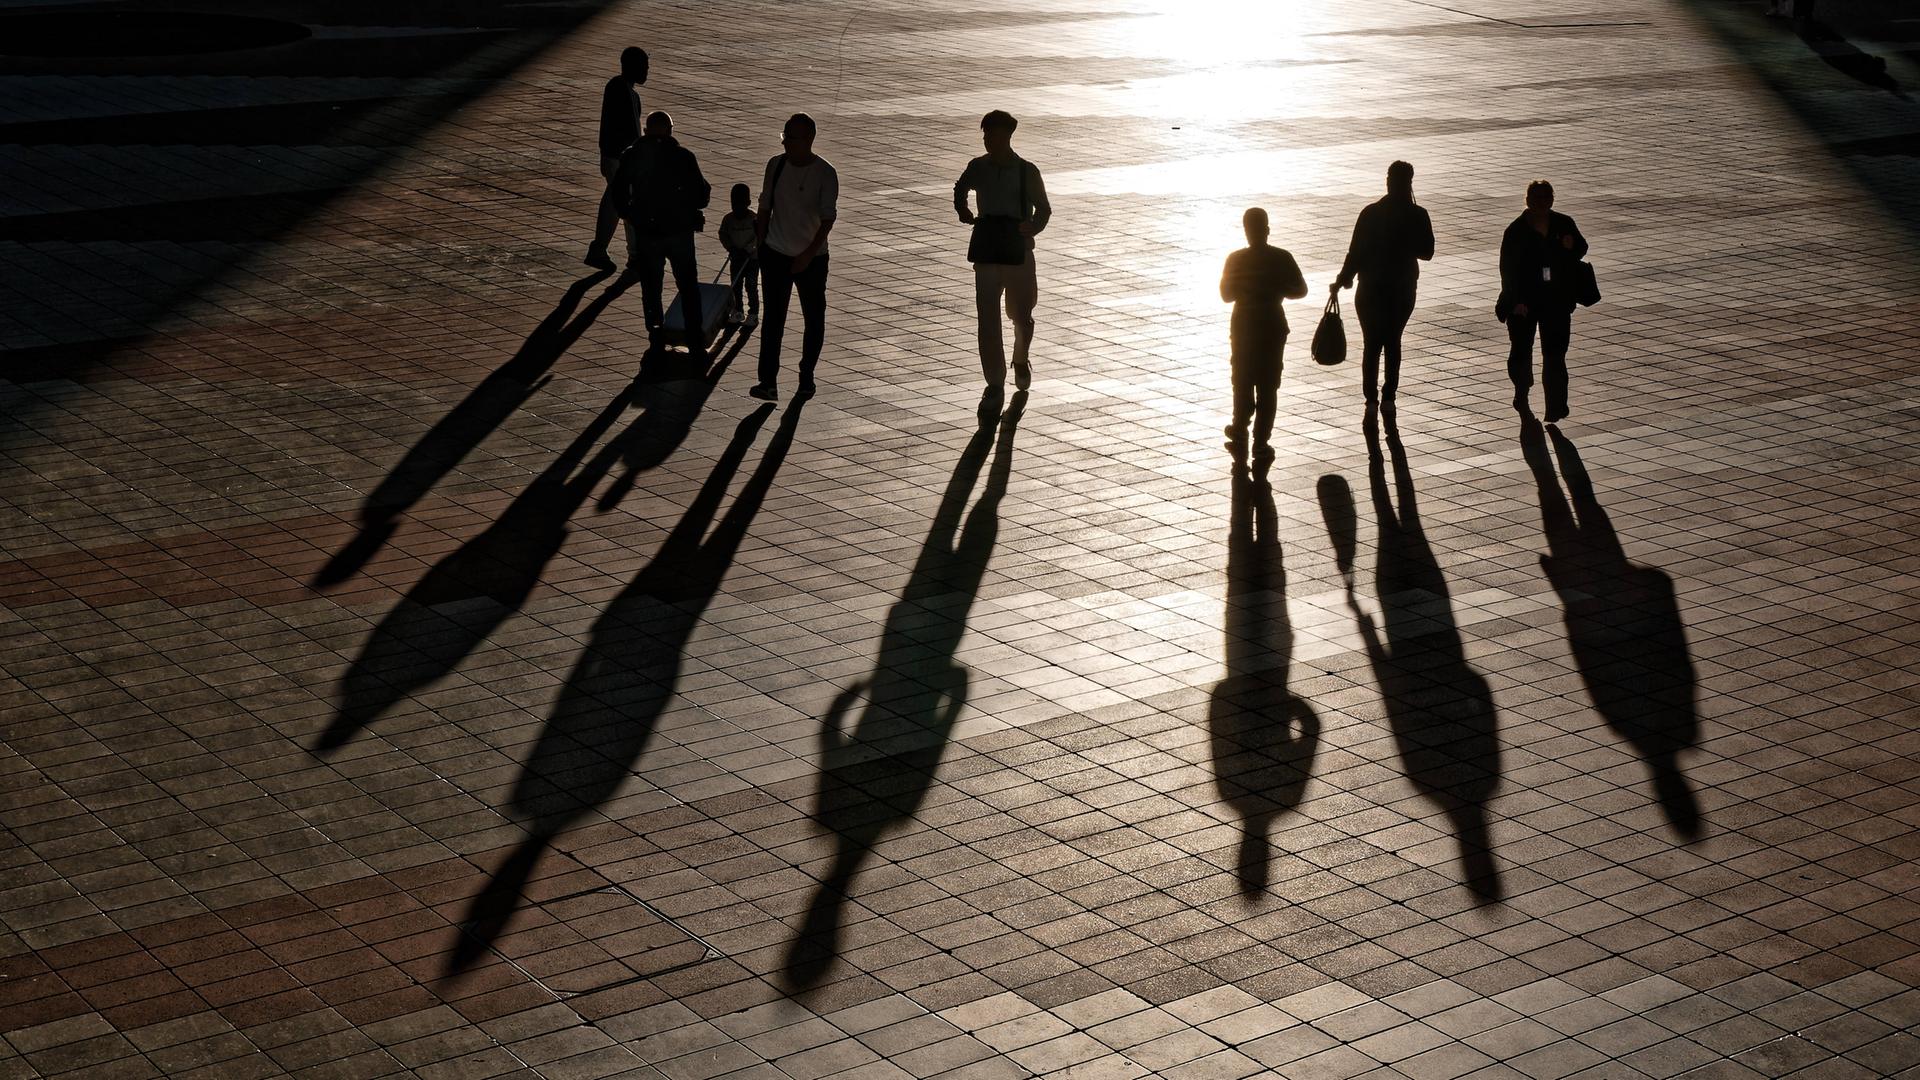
[1507,310,1572,415]
[634,231,702,349]
[1230,339,1284,448]
[1355,285,1416,402]
[759,250,829,388]
[974,251,1037,385]
[592,154,635,258]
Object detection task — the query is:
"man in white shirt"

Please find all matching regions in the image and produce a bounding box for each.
[751,113,838,400]
[954,110,1051,393]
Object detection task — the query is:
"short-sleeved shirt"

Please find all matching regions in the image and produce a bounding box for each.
[759,154,839,258]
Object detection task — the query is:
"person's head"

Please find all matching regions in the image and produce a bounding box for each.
[621,47,648,83]
[644,110,672,138]
[731,182,751,212]
[1387,160,1414,199]
[782,112,817,159]
[1526,179,1554,211]
[1243,207,1269,245]
[981,110,1017,155]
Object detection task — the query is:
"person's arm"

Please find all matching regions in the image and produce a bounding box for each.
[1221,252,1240,304]
[688,152,710,210]
[954,160,976,224]
[1561,215,1588,260]
[755,157,775,246]
[1279,251,1308,300]
[1021,162,1050,236]
[1335,209,1367,290]
[791,165,837,270]
[1416,207,1435,262]
[1498,222,1527,318]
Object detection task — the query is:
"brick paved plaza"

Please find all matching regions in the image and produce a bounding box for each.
[4,0,1919,1077]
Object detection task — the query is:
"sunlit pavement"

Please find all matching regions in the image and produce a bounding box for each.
[5,1,1920,1077]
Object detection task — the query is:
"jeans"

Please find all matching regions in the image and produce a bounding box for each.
[759,249,828,388]
[1507,309,1572,415]
[974,251,1037,385]
[1356,285,1416,402]
[634,231,701,349]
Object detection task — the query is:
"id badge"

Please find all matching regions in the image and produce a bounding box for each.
[1541,267,1552,282]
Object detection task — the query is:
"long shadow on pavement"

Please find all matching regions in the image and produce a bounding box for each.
[1320,411,1503,902]
[784,392,1025,988]
[452,399,801,970]
[1208,471,1319,896]
[1521,419,1703,838]
[314,269,623,586]
[315,328,747,753]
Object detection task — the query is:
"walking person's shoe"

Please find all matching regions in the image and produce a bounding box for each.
[1544,405,1568,424]
[1013,360,1032,391]
[749,384,778,401]
[795,378,816,400]
[1224,423,1247,461]
[1252,443,1275,467]
[1511,387,1529,413]
[584,246,615,271]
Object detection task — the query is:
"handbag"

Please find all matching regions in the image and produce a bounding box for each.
[1571,260,1601,307]
[966,159,1029,266]
[1312,293,1347,366]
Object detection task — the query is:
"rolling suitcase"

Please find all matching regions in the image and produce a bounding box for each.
[663,257,732,351]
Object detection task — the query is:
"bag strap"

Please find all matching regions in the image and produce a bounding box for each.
[765,155,786,218]
[1325,293,1341,316]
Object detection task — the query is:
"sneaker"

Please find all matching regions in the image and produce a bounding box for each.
[1252,444,1275,462]
[1012,360,1032,391]
[1544,406,1568,424]
[749,384,778,401]
[1223,423,1246,442]
[795,380,816,400]
[583,247,615,271]
[726,310,744,327]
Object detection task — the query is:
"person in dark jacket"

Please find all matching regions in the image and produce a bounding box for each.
[585,46,648,271]
[1498,180,1588,422]
[1220,207,1308,467]
[614,111,711,356]
[1332,161,1434,410]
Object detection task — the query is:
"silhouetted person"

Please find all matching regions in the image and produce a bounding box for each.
[787,393,1024,986]
[1521,419,1702,837]
[719,183,759,326]
[1332,160,1434,409]
[1498,180,1587,423]
[752,113,838,401]
[955,110,1052,393]
[1220,207,1307,469]
[1208,471,1318,895]
[585,46,647,271]
[1321,414,1502,900]
[454,402,802,968]
[614,110,711,358]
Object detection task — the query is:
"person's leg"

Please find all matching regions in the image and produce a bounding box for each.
[758,251,795,391]
[667,232,702,354]
[637,236,668,333]
[1006,251,1038,385]
[795,254,829,390]
[1228,367,1252,453]
[1507,313,1537,407]
[588,155,619,264]
[728,256,747,322]
[1252,375,1279,451]
[1381,293,1414,403]
[1356,289,1383,402]
[975,265,1007,386]
[745,257,760,318]
[1541,313,1572,420]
